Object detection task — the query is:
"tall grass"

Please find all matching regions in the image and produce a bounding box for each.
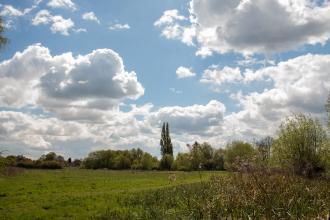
[94,173,330,219]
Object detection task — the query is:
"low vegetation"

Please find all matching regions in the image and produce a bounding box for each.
[0,169,219,219]
[95,173,330,219]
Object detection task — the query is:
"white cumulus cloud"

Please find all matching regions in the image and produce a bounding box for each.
[200,66,242,86]
[47,0,76,11]
[32,10,74,35]
[0,44,145,122]
[82,12,100,24]
[155,0,330,56]
[176,66,196,79]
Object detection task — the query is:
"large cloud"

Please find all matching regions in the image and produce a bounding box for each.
[155,0,330,56]
[222,53,330,140]
[0,44,144,121]
[0,44,52,107]
[0,111,91,150]
[242,53,330,114]
[200,66,242,87]
[148,100,226,135]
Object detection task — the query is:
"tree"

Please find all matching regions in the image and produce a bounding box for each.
[67,157,72,165]
[213,149,225,170]
[224,141,256,170]
[160,122,173,157]
[188,142,203,170]
[44,152,57,161]
[159,154,173,170]
[141,153,154,170]
[174,153,192,171]
[0,17,8,49]
[255,136,273,164]
[326,92,330,129]
[114,154,131,169]
[159,122,174,170]
[272,113,329,177]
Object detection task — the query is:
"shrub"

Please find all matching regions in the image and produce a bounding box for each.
[38,161,63,169]
[16,160,37,169]
[272,113,329,177]
[16,160,63,169]
[224,141,256,170]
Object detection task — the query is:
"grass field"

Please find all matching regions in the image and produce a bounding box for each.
[0,169,222,219]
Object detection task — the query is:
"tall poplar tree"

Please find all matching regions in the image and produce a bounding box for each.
[326,93,330,128]
[160,122,173,157]
[0,17,8,49]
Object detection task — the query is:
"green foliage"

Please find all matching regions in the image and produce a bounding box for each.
[326,92,330,128]
[213,148,225,170]
[98,173,330,219]
[255,136,273,165]
[173,142,225,171]
[0,169,216,219]
[189,142,215,170]
[0,17,7,49]
[159,154,173,170]
[224,141,256,170]
[14,153,64,169]
[0,155,7,170]
[83,148,158,170]
[38,160,64,169]
[141,153,158,170]
[2,153,65,170]
[160,122,173,157]
[173,152,191,171]
[272,113,329,177]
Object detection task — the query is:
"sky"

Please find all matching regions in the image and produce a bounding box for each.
[0,0,330,159]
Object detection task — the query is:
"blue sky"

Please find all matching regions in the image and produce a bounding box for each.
[0,0,330,158]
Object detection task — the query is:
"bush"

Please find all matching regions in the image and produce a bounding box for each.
[272,113,329,178]
[38,161,63,169]
[16,161,37,169]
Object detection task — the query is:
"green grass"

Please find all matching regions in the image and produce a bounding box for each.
[0,169,223,219]
[96,173,330,219]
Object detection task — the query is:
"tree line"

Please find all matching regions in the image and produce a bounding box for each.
[1,92,330,178]
[1,111,329,177]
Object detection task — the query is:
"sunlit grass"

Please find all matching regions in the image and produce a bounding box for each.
[95,173,330,219]
[0,169,222,219]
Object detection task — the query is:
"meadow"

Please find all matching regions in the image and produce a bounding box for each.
[0,169,222,219]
